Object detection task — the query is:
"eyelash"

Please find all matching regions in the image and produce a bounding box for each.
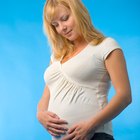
[62,15,69,21]
[52,15,69,27]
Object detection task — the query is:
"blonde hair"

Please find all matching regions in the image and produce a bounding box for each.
[43,0,105,60]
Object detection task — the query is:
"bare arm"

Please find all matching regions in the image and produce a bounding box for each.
[62,49,132,140]
[89,49,132,129]
[37,60,52,113]
[37,85,50,113]
[37,60,68,136]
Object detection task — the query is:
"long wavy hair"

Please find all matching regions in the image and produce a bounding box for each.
[43,0,105,60]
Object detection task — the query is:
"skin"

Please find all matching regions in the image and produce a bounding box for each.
[51,5,89,58]
[62,49,132,140]
[37,5,132,140]
[37,84,69,137]
[51,5,81,43]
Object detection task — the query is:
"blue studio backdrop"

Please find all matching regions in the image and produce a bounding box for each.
[0,0,140,140]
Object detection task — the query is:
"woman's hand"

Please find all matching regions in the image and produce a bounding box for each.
[37,111,68,137]
[62,120,95,140]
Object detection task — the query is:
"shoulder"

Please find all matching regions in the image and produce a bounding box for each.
[93,37,122,61]
[99,37,120,47]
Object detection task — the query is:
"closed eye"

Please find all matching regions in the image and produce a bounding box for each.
[51,15,69,27]
[51,22,59,27]
[61,15,69,21]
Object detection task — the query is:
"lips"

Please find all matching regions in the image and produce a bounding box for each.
[65,30,72,35]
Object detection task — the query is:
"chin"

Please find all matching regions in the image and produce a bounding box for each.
[66,37,74,41]
[67,36,78,42]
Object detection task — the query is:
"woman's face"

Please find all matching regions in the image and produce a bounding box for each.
[51,5,81,42]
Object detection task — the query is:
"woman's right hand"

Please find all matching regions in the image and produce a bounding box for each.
[37,111,68,136]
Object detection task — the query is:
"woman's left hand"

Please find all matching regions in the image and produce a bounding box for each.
[62,120,94,140]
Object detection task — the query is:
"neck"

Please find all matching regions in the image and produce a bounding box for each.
[73,38,88,50]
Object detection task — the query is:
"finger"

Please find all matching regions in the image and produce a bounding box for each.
[68,125,77,134]
[63,133,75,140]
[47,130,60,137]
[73,137,80,140]
[47,111,60,119]
[50,123,68,131]
[48,127,67,135]
[50,118,68,124]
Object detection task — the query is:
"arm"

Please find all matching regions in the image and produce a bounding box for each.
[37,60,52,113]
[37,61,68,136]
[37,85,50,113]
[62,49,132,140]
[89,49,132,129]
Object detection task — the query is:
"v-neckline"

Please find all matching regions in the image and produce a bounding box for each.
[59,43,91,66]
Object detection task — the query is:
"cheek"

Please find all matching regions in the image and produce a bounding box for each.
[70,20,77,31]
[68,16,76,28]
[55,28,61,35]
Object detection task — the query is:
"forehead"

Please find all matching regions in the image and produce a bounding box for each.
[52,5,70,22]
[45,4,70,23]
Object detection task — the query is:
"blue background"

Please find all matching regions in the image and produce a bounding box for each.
[0,0,140,139]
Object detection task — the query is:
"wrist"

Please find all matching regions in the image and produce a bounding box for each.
[88,117,99,131]
[36,110,47,122]
[36,109,47,119]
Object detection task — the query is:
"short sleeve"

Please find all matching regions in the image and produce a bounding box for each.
[99,37,122,60]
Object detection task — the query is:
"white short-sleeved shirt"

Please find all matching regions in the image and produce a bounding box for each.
[44,37,122,140]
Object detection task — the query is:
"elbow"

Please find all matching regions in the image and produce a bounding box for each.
[117,89,132,106]
[127,94,132,105]
[125,90,132,106]
[126,96,132,106]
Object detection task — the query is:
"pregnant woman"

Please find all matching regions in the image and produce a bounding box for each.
[37,0,132,140]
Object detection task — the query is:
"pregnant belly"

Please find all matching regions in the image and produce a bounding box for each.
[48,99,100,130]
[48,101,99,140]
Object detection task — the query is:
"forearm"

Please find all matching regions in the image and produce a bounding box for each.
[37,97,49,112]
[37,86,50,112]
[90,92,132,129]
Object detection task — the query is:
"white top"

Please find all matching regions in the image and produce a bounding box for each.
[44,37,121,140]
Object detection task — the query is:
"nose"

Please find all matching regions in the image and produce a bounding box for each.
[59,23,67,34]
[62,26,67,31]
